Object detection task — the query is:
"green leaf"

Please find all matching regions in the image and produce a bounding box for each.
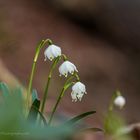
[28,99,40,123]
[80,127,103,133]
[0,82,10,98]
[64,111,96,126]
[32,89,38,103]
[33,107,47,126]
[28,99,47,126]
[104,111,125,135]
[72,127,103,139]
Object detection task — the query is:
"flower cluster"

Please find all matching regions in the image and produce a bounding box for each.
[44,44,87,102]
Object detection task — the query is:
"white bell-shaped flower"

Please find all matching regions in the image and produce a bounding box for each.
[114,95,126,109]
[44,44,61,61]
[71,82,87,102]
[59,61,78,77]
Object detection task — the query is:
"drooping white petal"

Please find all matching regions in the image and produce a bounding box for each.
[72,82,86,94]
[71,82,86,102]
[77,92,84,101]
[59,62,69,77]
[114,95,126,108]
[59,61,78,77]
[71,92,77,102]
[51,45,61,57]
[44,47,54,61]
[44,44,61,61]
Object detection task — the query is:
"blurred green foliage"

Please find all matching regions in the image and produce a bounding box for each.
[0,82,99,140]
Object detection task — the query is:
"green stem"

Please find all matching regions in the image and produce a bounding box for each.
[62,54,68,61]
[40,56,61,114]
[27,39,52,111]
[104,90,121,133]
[108,90,121,112]
[48,88,65,125]
[48,77,75,125]
[64,75,75,85]
[74,73,80,81]
[64,73,79,85]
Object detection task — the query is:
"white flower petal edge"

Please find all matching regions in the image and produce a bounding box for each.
[114,95,126,108]
[71,82,87,102]
[44,44,61,61]
[59,61,78,77]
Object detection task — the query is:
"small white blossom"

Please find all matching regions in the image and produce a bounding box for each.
[114,95,126,109]
[71,82,87,102]
[44,44,61,61]
[59,61,78,77]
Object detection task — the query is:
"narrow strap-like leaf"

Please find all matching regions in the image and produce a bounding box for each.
[32,89,38,103]
[28,99,47,126]
[32,106,47,126]
[72,127,103,137]
[28,99,40,123]
[79,127,103,133]
[64,111,96,126]
[0,82,10,97]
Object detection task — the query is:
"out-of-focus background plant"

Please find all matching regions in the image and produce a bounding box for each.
[0,0,140,139]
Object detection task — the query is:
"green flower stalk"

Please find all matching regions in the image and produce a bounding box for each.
[104,90,126,134]
[27,40,87,125]
[48,76,75,125]
[27,39,52,111]
[48,72,86,125]
[40,56,61,114]
[40,43,63,114]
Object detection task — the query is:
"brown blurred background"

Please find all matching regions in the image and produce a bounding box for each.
[0,0,140,128]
